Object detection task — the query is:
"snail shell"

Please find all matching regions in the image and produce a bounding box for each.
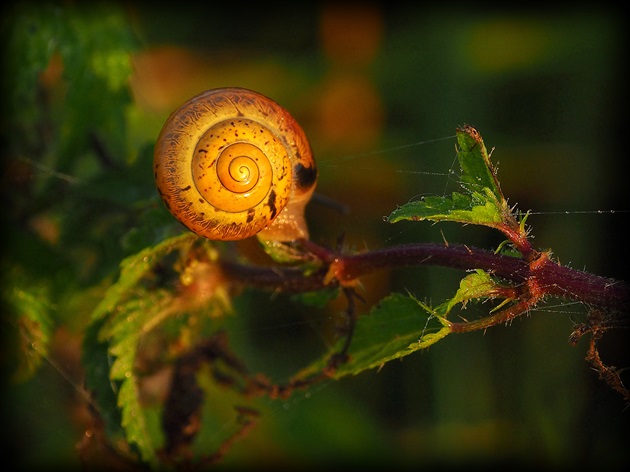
[154,88,317,242]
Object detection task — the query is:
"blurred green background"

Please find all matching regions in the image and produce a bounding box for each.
[2,2,628,469]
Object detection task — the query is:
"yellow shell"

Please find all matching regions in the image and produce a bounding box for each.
[154,88,317,241]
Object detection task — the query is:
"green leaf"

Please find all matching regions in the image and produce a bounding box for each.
[100,291,174,466]
[117,373,157,466]
[3,283,53,382]
[4,4,63,132]
[296,293,451,380]
[438,269,504,316]
[90,233,196,322]
[296,270,505,380]
[5,3,138,185]
[57,6,136,162]
[85,233,232,465]
[82,317,123,442]
[387,126,514,231]
[105,299,155,464]
[455,124,504,200]
[85,234,192,463]
[388,188,503,227]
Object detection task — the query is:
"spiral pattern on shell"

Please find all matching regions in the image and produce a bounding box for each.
[154,88,317,241]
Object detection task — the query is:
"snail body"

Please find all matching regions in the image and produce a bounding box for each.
[154,88,317,242]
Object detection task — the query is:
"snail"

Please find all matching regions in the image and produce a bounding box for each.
[154,87,317,244]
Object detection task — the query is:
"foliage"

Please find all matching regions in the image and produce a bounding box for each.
[2,3,628,470]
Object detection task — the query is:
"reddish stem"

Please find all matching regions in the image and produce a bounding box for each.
[497,221,534,259]
[449,295,541,333]
[220,242,630,314]
[329,243,529,283]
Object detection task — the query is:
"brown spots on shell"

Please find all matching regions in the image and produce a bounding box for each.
[154,87,316,241]
[267,189,278,220]
[276,162,289,181]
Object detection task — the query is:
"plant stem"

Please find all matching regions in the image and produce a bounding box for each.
[220,242,630,314]
[449,296,540,333]
[329,243,529,283]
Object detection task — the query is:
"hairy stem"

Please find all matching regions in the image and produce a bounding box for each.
[329,243,529,283]
[220,242,630,314]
